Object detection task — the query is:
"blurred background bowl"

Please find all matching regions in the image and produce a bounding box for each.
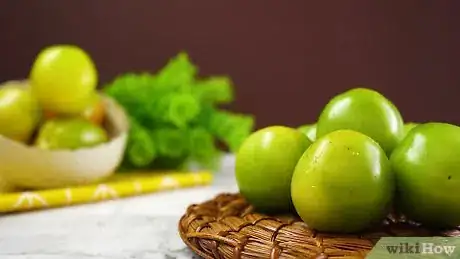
[0,81,129,189]
[0,176,15,193]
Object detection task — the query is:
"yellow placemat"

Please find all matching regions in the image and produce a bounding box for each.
[0,171,212,213]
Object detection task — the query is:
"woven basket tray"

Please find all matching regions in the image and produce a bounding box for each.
[179,193,460,259]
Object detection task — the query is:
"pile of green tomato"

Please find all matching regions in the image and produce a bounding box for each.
[0,45,109,150]
[235,88,460,233]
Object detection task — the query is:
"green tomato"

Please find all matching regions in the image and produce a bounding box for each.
[235,126,311,213]
[30,45,98,115]
[403,122,419,137]
[297,123,316,142]
[316,88,404,155]
[35,118,108,150]
[390,122,460,228]
[0,86,40,143]
[291,129,394,233]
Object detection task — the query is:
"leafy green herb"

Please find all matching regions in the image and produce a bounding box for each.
[104,52,254,171]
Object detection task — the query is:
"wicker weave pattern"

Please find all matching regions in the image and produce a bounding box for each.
[179,193,460,259]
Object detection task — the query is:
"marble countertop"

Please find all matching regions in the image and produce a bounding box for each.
[0,155,239,259]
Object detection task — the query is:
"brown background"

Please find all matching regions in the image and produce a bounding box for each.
[0,0,459,129]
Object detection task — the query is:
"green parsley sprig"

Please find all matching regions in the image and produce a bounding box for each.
[104,52,254,171]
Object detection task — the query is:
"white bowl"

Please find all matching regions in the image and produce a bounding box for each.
[0,82,129,189]
[0,176,15,193]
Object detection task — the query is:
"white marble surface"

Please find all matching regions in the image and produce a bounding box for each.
[0,155,239,259]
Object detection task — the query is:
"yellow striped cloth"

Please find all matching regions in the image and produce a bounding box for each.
[0,171,212,213]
